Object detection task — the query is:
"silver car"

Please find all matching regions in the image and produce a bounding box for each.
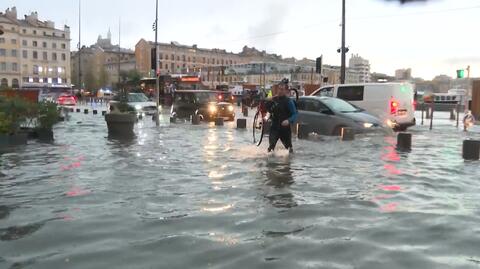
[296,96,383,136]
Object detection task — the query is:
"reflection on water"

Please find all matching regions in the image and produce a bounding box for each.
[1,111,480,268]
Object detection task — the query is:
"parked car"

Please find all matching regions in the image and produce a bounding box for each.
[311,83,415,131]
[171,90,234,121]
[57,94,77,106]
[109,92,158,115]
[296,96,383,136]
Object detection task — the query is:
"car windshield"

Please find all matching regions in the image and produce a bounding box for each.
[321,98,360,113]
[128,93,149,102]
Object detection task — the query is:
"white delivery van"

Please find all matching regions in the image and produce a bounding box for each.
[311,83,416,130]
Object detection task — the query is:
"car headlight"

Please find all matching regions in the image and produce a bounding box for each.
[135,104,142,111]
[227,106,234,112]
[363,123,374,128]
[208,105,217,113]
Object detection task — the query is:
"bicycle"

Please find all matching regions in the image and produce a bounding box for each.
[252,88,299,147]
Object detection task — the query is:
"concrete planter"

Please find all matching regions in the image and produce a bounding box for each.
[0,133,28,147]
[36,129,54,142]
[105,113,136,137]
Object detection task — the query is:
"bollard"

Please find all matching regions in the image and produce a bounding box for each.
[169,116,175,123]
[450,109,456,120]
[215,117,224,126]
[463,140,480,160]
[397,132,412,151]
[93,110,98,115]
[102,111,107,116]
[69,108,74,113]
[237,118,247,129]
[341,127,355,141]
[297,123,309,139]
[425,107,431,119]
[84,109,88,114]
[242,107,248,117]
[192,115,201,125]
[76,108,81,113]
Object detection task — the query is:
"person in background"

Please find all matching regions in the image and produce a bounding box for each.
[463,110,475,132]
[266,78,298,153]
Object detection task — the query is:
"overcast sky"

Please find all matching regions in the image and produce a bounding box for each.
[2,0,479,79]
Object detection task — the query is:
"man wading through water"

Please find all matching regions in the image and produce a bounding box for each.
[266,79,298,153]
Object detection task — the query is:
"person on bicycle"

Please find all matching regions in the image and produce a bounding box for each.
[266,78,297,153]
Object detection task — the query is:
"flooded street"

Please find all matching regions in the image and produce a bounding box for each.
[1,108,480,269]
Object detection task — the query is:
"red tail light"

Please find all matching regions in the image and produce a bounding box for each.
[218,95,223,100]
[390,99,398,115]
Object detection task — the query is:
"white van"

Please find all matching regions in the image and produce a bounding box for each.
[311,83,416,130]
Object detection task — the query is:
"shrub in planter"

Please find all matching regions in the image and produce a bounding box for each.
[105,90,136,137]
[35,101,59,141]
[0,97,31,146]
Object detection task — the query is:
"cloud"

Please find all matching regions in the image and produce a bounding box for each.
[246,3,288,49]
[444,57,480,65]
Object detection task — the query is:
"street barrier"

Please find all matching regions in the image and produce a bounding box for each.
[237,119,247,129]
[397,133,412,151]
[192,115,201,125]
[215,118,224,126]
[84,109,88,114]
[341,127,355,141]
[169,117,175,123]
[463,140,480,160]
[76,108,81,113]
[297,123,309,139]
[93,110,98,115]
[102,111,107,116]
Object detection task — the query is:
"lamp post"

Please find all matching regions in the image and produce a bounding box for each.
[154,0,160,127]
[340,0,347,84]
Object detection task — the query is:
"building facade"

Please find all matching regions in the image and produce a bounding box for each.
[71,31,135,89]
[348,54,370,83]
[135,39,247,77]
[0,7,71,89]
[395,68,412,81]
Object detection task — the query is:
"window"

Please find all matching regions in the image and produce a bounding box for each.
[52,53,57,61]
[43,42,47,48]
[61,43,66,49]
[22,77,29,82]
[33,65,39,75]
[43,31,47,36]
[0,62,6,71]
[43,52,48,60]
[171,54,174,60]
[165,64,168,70]
[176,56,180,61]
[22,29,27,34]
[33,41,38,47]
[22,50,28,59]
[22,64,27,71]
[159,53,163,60]
[22,40,27,46]
[33,30,37,35]
[12,63,18,72]
[187,57,190,62]
[11,50,17,57]
[0,38,5,44]
[52,43,57,49]
[171,63,174,70]
[165,54,168,60]
[182,55,186,61]
[337,86,364,101]
[52,32,56,37]
[11,39,17,45]
[12,79,19,88]
[61,53,66,61]
[62,34,65,38]
[33,51,38,59]
[0,78,7,87]
[0,49,6,56]
[314,87,334,97]
[203,57,206,63]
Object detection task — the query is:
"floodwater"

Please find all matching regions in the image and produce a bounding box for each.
[1,107,480,269]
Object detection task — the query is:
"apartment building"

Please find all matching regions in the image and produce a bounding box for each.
[0,7,71,89]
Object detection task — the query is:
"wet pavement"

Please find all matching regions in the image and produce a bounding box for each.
[1,106,480,269]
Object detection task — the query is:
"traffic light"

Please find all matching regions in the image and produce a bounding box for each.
[316,56,323,74]
[457,69,465,79]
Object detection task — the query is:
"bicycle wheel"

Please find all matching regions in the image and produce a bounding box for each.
[253,110,265,147]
